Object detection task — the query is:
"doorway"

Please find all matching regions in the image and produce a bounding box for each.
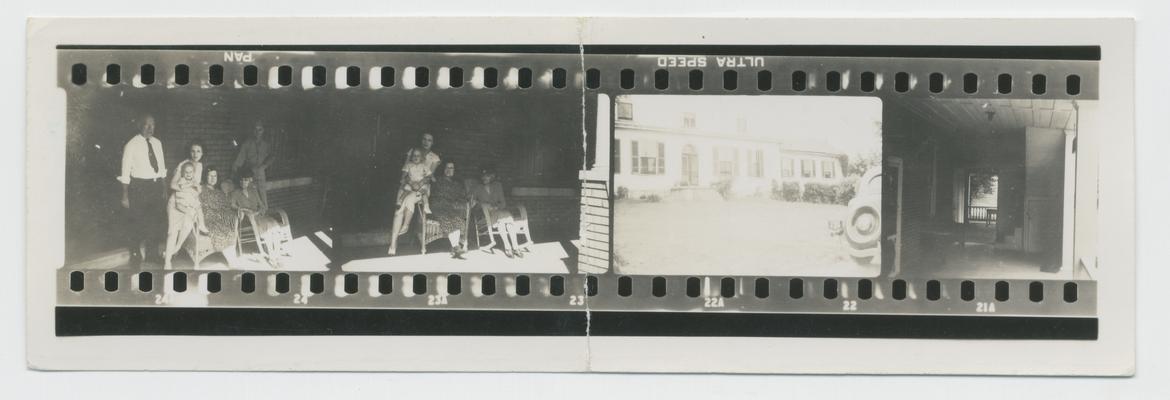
[681,144,699,186]
[964,171,999,244]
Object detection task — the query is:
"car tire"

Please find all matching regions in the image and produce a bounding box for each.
[845,206,881,250]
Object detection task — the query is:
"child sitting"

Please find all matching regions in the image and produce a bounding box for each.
[397,148,433,219]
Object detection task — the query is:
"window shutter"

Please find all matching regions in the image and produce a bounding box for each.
[757,150,764,177]
[733,149,740,176]
[713,148,719,174]
[657,142,665,174]
[631,140,639,174]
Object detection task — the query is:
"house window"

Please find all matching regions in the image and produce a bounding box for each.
[714,147,739,177]
[617,101,633,120]
[613,139,621,173]
[781,158,794,178]
[800,159,815,178]
[822,160,835,179]
[747,149,764,177]
[736,117,748,133]
[630,140,665,175]
[683,112,696,128]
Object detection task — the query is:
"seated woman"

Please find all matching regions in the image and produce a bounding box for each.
[469,168,526,258]
[428,160,471,259]
[179,167,240,268]
[231,170,283,261]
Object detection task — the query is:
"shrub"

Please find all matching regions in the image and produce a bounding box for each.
[833,177,858,205]
[645,194,662,203]
[712,178,734,199]
[772,181,800,201]
[779,182,801,202]
[616,186,630,200]
[802,182,838,204]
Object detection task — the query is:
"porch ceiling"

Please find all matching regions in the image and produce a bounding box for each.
[894,98,1078,135]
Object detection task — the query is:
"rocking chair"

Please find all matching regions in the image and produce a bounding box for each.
[236,208,292,265]
[471,202,533,253]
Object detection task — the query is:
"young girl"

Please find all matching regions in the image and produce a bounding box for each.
[397,147,433,215]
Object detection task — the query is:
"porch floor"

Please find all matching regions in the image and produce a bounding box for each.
[929,242,1077,280]
[341,240,577,274]
[913,222,1078,280]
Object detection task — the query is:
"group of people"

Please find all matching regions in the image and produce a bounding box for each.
[119,115,528,268]
[119,115,280,269]
[387,132,530,259]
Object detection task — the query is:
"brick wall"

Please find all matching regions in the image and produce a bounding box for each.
[266,181,326,235]
[64,88,586,262]
[883,103,951,275]
[65,89,328,262]
[326,90,586,236]
[513,189,582,242]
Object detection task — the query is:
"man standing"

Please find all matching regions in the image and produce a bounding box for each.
[118,115,167,267]
[234,120,275,207]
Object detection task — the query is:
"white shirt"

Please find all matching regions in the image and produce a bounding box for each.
[118,134,167,184]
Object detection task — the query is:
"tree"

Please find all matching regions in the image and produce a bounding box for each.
[969,172,998,198]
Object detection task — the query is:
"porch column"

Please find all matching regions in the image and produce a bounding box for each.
[1061,128,1077,272]
[578,94,612,274]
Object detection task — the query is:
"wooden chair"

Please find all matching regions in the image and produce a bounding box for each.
[471,203,533,253]
[412,204,445,255]
[236,208,292,264]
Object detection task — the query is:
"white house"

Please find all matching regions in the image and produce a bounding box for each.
[613,97,846,199]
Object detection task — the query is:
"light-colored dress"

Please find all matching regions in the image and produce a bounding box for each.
[397,161,431,205]
[172,178,201,215]
[469,180,514,225]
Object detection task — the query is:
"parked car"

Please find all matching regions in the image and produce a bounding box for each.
[828,167,882,265]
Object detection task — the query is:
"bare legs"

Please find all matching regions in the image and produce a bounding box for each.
[163,209,196,270]
[388,193,420,255]
[493,218,522,258]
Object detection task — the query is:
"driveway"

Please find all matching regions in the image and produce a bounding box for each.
[614,198,880,277]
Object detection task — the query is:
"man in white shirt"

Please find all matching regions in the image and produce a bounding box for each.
[118,115,167,267]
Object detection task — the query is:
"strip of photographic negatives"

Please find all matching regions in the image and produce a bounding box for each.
[26,18,1135,374]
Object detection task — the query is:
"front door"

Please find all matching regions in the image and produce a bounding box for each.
[681,145,698,186]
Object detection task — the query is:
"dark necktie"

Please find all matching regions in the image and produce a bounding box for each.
[146,137,159,173]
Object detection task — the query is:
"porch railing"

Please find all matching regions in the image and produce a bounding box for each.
[966,206,998,224]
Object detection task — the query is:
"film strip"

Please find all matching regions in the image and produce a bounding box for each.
[61,271,1094,317]
[56,49,1098,98]
[55,47,1100,334]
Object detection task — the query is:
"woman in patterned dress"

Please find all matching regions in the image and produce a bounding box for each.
[428,160,471,259]
[199,167,237,258]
